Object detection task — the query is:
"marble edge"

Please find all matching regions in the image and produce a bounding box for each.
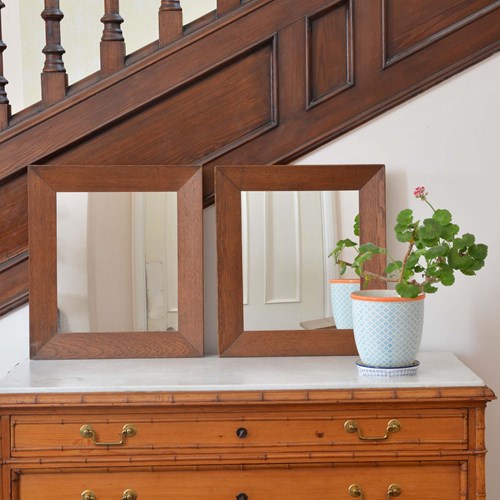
[0,352,486,394]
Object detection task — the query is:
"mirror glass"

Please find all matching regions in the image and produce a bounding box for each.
[242,190,358,331]
[57,192,178,333]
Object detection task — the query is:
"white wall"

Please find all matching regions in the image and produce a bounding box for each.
[0,3,498,493]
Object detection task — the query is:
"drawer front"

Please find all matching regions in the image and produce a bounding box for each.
[14,463,463,500]
[11,409,467,458]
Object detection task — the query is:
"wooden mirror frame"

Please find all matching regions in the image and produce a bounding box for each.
[28,165,203,359]
[215,164,386,357]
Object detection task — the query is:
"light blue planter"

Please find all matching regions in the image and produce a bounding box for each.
[330,279,360,329]
[351,290,425,368]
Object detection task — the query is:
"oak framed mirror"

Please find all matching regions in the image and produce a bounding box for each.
[215,164,386,357]
[29,165,203,359]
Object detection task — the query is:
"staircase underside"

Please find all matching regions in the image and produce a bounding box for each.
[0,0,499,316]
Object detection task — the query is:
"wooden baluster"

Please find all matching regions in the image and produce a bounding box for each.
[0,1,10,129]
[41,0,67,105]
[159,1,182,47]
[217,0,241,17]
[100,0,125,76]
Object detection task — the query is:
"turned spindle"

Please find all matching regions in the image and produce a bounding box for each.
[159,1,182,47]
[41,0,67,105]
[0,1,10,129]
[100,0,125,76]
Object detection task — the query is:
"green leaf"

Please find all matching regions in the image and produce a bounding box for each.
[425,244,449,259]
[432,209,452,226]
[423,282,438,294]
[461,233,475,247]
[469,243,488,261]
[422,218,443,238]
[395,230,414,243]
[471,260,485,272]
[385,261,402,275]
[339,261,347,275]
[461,269,476,276]
[397,209,413,225]
[453,238,467,250]
[395,282,421,299]
[353,214,360,237]
[449,248,474,270]
[404,253,421,270]
[441,223,460,241]
[358,243,385,254]
[440,270,455,286]
[354,252,375,267]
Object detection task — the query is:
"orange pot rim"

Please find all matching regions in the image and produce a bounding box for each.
[351,290,425,302]
[329,279,360,284]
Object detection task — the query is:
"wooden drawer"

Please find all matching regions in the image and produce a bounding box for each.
[13,462,463,500]
[10,408,467,458]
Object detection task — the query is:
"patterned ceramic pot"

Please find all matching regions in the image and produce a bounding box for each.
[351,290,425,368]
[330,279,360,329]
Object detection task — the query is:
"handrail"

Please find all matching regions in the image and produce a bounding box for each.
[0,0,245,131]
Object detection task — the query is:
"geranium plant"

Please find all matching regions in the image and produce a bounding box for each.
[330,187,488,298]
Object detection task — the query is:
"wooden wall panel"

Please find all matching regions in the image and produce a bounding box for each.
[383,0,498,66]
[307,0,353,107]
[0,175,27,262]
[0,175,28,315]
[49,41,277,166]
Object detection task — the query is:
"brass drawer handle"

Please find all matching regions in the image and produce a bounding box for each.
[349,483,401,499]
[344,419,401,441]
[387,484,402,498]
[80,423,137,446]
[81,490,96,500]
[122,489,138,500]
[348,484,363,499]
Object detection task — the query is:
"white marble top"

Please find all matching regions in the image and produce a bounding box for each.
[0,352,484,394]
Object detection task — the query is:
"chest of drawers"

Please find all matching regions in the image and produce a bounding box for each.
[0,353,495,499]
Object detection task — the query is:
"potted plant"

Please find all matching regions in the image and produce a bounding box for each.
[329,215,360,329]
[331,187,488,372]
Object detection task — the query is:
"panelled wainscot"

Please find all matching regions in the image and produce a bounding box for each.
[0,353,495,499]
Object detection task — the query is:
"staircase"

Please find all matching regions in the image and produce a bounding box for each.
[0,0,499,316]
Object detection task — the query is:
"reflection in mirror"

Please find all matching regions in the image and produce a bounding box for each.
[57,192,178,333]
[242,191,358,331]
[216,164,385,357]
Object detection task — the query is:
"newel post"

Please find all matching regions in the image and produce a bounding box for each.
[41,0,67,105]
[159,1,183,47]
[100,0,125,76]
[0,1,10,129]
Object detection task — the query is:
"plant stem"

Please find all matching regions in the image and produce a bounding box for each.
[399,242,414,283]
[336,260,399,283]
[424,199,437,212]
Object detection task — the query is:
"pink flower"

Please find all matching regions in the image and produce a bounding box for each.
[413,186,427,199]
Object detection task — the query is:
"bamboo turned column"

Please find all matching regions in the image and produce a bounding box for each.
[159,1,183,47]
[0,1,10,129]
[100,0,125,76]
[41,0,67,105]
